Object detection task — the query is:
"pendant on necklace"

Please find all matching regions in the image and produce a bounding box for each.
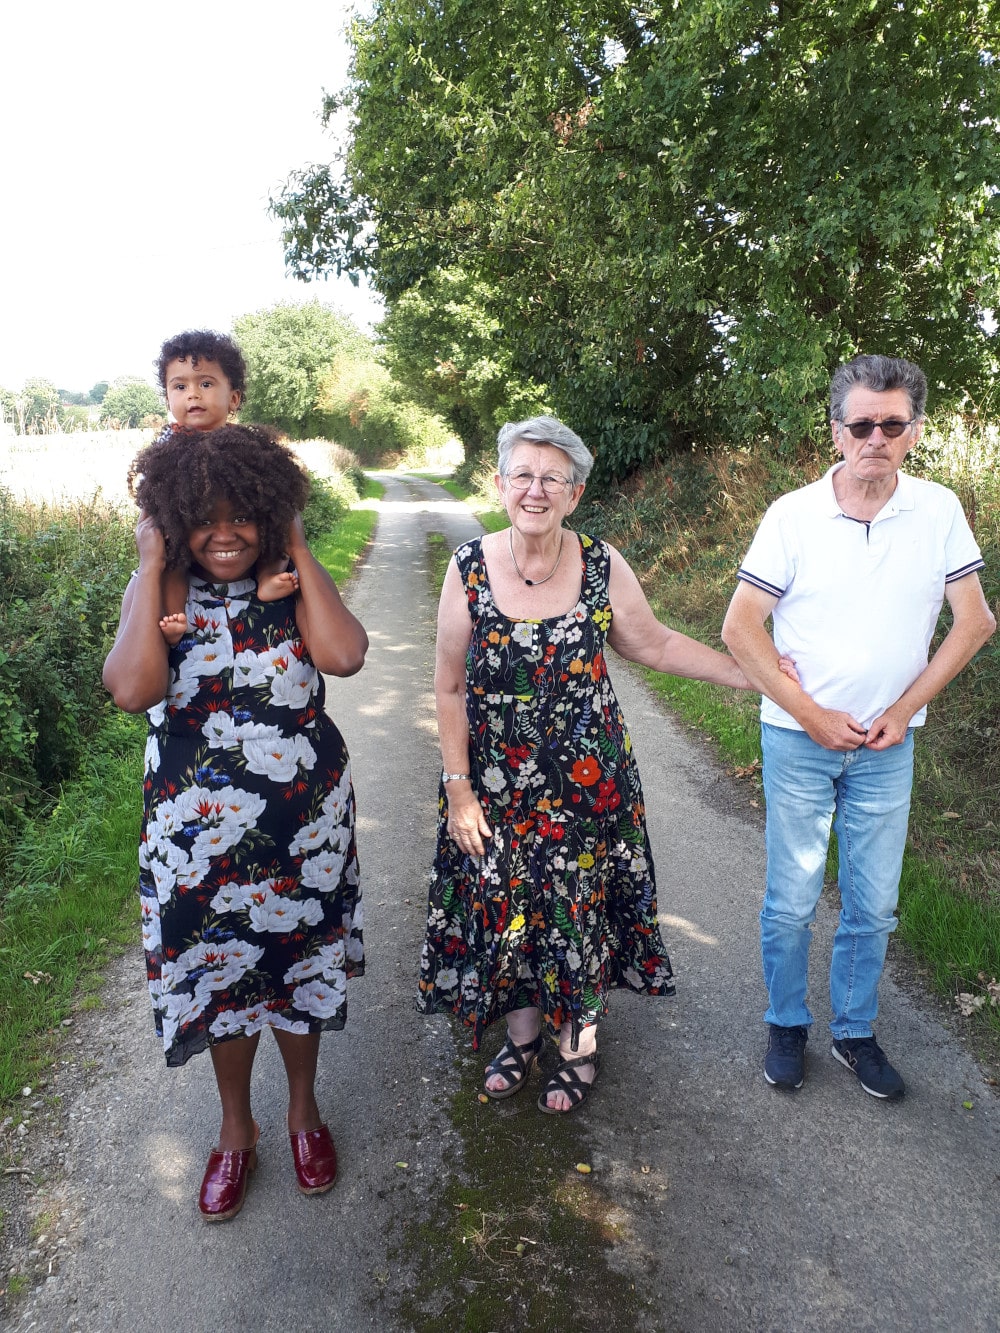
[509,528,564,586]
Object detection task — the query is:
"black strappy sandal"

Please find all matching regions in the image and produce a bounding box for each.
[483,1033,544,1100]
[536,1052,600,1114]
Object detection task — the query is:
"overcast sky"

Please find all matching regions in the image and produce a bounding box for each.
[0,0,382,394]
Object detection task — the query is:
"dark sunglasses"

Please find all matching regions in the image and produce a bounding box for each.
[838,418,917,440]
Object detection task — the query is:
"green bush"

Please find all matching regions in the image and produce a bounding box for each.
[0,490,135,857]
[301,469,359,545]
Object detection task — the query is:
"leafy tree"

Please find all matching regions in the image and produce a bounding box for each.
[233,301,371,437]
[19,379,61,432]
[319,350,453,461]
[101,377,163,428]
[0,387,17,429]
[378,268,547,461]
[89,381,110,405]
[274,0,1000,476]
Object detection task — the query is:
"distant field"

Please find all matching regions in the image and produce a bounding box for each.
[0,430,357,506]
[0,429,147,505]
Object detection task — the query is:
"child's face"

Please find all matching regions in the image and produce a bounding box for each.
[165,357,241,431]
[187,498,260,582]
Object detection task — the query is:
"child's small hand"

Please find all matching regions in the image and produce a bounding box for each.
[159,612,188,646]
[257,570,300,603]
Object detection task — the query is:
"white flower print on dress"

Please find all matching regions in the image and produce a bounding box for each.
[292,975,346,1017]
[287,810,338,858]
[180,638,233,680]
[144,734,161,776]
[140,898,161,952]
[164,671,199,712]
[242,731,317,782]
[269,659,317,709]
[482,765,507,793]
[300,846,348,893]
[248,887,324,934]
[161,989,208,1028]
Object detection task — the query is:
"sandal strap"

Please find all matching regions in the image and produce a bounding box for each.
[485,1033,542,1086]
[554,1053,599,1074]
[540,1053,600,1104]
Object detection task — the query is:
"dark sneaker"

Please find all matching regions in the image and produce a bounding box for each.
[764,1024,808,1090]
[831,1035,905,1100]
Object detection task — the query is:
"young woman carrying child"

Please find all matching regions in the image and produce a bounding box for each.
[104,424,368,1221]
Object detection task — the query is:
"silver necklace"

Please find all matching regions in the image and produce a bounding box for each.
[509,528,564,586]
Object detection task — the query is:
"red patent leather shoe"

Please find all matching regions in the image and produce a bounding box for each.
[198,1121,260,1222]
[289,1123,337,1195]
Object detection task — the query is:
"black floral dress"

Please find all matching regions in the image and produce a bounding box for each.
[139,574,364,1067]
[417,533,674,1050]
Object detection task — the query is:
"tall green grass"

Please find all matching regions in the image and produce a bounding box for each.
[0,711,143,1102]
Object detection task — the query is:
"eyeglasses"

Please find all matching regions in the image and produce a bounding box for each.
[503,471,573,495]
[837,418,917,440]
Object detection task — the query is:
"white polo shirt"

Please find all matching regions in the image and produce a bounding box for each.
[737,463,985,731]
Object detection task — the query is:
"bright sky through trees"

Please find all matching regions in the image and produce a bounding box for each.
[0,0,381,393]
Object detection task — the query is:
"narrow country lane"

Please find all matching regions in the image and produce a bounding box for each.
[9,477,999,1333]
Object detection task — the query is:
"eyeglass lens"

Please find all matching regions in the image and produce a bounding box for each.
[842,419,913,439]
[506,472,570,493]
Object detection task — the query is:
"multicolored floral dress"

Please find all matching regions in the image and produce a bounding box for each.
[417,532,674,1050]
[139,574,364,1067]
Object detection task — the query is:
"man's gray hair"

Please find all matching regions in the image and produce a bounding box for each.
[497,416,595,485]
[830,354,928,422]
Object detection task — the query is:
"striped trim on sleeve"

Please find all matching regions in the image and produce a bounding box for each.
[736,568,785,598]
[945,557,986,584]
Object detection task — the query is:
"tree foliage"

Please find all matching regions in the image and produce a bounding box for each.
[378,268,547,460]
[274,0,1000,477]
[233,301,371,437]
[101,377,163,429]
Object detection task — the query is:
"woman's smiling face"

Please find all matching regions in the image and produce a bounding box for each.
[187,498,260,581]
[496,443,584,533]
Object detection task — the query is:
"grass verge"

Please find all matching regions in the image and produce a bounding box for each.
[0,710,143,1106]
[0,485,384,1118]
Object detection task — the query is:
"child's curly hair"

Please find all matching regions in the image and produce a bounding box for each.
[155,330,247,399]
[128,425,309,571]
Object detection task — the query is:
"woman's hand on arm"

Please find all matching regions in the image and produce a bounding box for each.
[102,517,171,712]
[435,557,492,858]
[606,546,750,688]
[287,513,368,677]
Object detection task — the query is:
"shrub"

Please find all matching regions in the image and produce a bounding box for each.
[0,489,135,858]
[301,469,359,545]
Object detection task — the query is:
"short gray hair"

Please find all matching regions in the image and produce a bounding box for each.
[830,354,928,422]
[497,415,594,485]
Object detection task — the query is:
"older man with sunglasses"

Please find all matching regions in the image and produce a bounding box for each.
[722,354,995,1100]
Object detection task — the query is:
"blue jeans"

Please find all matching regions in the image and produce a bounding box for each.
[760,724,914,1039]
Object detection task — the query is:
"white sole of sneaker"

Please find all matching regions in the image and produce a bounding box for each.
[830,1045,904,1099]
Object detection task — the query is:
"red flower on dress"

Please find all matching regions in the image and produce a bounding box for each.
[570,757,601,786]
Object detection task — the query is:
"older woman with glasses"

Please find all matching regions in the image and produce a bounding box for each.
[417,415,757,1112]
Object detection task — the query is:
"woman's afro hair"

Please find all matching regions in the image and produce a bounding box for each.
[128,424,310,571]
[155,330,247,399]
